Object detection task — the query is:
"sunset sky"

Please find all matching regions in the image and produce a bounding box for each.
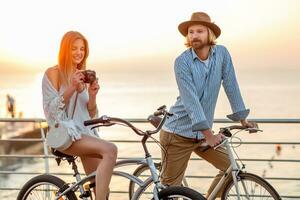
[0,0,299,73]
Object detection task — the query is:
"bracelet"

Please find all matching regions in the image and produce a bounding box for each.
[87,104,97,111]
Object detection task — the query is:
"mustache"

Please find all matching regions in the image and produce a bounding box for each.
[191,39,201,43]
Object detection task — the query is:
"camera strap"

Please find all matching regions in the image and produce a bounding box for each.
[71,92,78,119]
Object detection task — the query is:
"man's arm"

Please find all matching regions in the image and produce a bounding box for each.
[175,57,224,146]
[221,46,250,122]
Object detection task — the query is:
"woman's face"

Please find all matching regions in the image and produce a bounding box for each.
[71,39,85,67]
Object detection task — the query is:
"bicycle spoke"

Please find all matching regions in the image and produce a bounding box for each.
[27,184,58,200]
[223,173,279,200]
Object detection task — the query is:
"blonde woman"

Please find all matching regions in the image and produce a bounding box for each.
[42,31,117,200]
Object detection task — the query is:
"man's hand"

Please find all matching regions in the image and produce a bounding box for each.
[202,129,224,147]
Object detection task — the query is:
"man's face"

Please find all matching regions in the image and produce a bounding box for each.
[187,24,208,49]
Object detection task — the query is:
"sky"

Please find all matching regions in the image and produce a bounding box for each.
[0,0,299,74]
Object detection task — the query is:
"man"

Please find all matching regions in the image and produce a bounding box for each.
[160,12,255,198]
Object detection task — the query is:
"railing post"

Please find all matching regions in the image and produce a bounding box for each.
[39,122,50,174]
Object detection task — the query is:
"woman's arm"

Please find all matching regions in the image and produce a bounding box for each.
[46,67,84,105]
[87,80,100,118]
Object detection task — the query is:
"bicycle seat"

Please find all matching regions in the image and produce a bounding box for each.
[51,148,74,159]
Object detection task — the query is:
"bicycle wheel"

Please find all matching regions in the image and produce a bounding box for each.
[17,174,77,200]
[221,172,281,200]
[129,162,190,199]
[156,186,205,200]
[129,163,161,199]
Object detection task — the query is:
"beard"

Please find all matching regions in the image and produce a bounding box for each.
[191,39,208,50]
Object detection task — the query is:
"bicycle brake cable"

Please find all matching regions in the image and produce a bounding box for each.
[230,131,245,168]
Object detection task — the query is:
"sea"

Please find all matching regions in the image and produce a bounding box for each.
[0,65,300,199]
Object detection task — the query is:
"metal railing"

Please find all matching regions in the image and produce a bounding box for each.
[0,118,300,199]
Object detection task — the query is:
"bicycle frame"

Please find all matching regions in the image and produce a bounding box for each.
[53,158,163,200]
[53,107,179,200]
[207,138,245,200]
[53,136,166,200]
[127,125,280,200]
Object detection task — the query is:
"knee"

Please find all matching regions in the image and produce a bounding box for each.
[103,143,118,161]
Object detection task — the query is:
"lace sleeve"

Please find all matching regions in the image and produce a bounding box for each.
[42,74,67,127]
[42,74,82,140]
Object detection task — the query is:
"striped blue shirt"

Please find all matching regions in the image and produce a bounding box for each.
[163,45,249,139]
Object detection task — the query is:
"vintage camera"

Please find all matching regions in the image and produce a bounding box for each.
[82,70,97,84]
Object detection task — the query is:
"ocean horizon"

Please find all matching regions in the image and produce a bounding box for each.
[0,65,299,119]
[0,65,300,199]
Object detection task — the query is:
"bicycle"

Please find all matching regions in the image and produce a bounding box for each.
[17,106,205,200]
[129,119,282,200]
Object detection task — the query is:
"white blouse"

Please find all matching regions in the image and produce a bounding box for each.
[42,73,98,141]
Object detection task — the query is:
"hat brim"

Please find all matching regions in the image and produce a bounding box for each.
[178,21,221,38]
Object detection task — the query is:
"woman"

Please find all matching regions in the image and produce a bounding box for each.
[42,31,117,200]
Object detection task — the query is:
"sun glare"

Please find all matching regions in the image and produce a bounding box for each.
[0,0,300,71]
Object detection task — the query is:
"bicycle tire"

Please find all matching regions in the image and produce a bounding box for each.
[129,162,161,199]
[156,186,205,200]
[17,174,77,200]
[221,172,281,200]
[129,162,190,199]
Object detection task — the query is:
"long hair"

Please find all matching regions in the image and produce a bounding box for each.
[58,31,89,86]
[184,27,217,48]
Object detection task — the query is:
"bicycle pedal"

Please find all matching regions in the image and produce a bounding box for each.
[89,182,96,188]
[79,191,91,198]
[55,157,61,166]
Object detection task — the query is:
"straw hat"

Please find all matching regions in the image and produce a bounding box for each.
[178,12,221,38]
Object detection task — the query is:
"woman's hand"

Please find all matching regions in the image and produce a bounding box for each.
[63,70,85,104]
[70,70,85,90]
[88,79,100,98]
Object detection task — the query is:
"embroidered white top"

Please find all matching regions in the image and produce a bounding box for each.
[42,73,98,141]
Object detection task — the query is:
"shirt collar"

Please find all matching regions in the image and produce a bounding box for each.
[191,45,216,61]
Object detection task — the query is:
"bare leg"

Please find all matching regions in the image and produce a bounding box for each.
[81,157,101,197]
[62,135,118,200]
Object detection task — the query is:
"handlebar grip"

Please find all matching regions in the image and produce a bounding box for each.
[228,125,245,130]
[84,116,109,126]
[147,115,162,128]
[154,110,164,116]
[154,105,167,116]
[157,105,166,110]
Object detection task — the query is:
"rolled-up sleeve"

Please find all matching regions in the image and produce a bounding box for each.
[175,58,210,131]
[221,47,249,121]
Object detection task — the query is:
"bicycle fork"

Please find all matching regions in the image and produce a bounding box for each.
[146,155,165,200]
[225,140,251,200]
[142,135,165,200]
[224,140,242,200]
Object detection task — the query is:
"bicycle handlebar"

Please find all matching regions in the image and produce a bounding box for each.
[83,105,171,136]
[83,115,110,126]
[220,125,262,136]
[201,125,263,151]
